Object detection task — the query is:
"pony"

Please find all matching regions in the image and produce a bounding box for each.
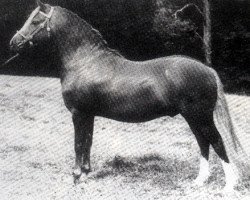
[9,0,247,191]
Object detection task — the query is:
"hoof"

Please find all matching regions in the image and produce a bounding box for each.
[193,180,204,187]
[222,184,236,194]
[72,165,91,185]
[73,168,82,185]
[223,173,239,193]
[74,176,80,185]
[73,173,89,185]
[73,167,82,176]
[192,176,208,187]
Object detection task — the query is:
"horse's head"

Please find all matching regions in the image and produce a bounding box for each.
[10,0,54,53]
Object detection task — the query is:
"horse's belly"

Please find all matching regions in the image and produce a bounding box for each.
[101,108,174,123]
[100,104,177,122]
[98,90,177,122]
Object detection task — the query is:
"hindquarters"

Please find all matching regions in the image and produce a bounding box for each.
[165,57,234,169]
[167,58,218,118]
[176,64,240,190]
[178,69,229,164]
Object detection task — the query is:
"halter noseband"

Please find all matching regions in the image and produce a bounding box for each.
[16,6,54,47]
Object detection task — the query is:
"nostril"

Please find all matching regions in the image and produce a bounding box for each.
[9,40,14,48]
[9,39,20,53]
[9,44,16,53]
[9,37,22,50]
[9,36,17,47]
[9,32,22,46]
[10,41,14,48]
[9,39,14,46]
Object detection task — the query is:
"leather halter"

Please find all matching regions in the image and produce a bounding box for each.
[15,6,54,47]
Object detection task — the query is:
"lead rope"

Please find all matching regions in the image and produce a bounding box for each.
[1,53,20,67]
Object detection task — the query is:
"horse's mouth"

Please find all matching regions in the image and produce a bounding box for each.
[10,44,21,53]
[10,42,29,54]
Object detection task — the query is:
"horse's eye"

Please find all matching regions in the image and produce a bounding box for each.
[32,20,40,25]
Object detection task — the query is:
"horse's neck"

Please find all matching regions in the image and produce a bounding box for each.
[52,9,109,68]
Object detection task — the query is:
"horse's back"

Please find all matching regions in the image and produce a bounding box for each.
[132,55,218,98]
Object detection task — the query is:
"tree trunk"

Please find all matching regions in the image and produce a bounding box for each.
[203,0,212,66]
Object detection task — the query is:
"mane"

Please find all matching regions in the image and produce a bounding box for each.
[57,6,122,57]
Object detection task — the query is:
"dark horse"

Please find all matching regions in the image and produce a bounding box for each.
[10,1,245,191]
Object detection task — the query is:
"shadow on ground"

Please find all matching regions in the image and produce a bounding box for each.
[92,154,197,190]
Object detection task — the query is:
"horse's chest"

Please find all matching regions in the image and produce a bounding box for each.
[61,76,95,112]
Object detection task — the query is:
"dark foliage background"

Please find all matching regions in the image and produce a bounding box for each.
[212,0,250,93]
[0,0,249,93]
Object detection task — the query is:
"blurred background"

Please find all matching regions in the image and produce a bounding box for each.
[0,0,249,94]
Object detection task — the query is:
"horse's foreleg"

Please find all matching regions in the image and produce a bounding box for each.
[72,112,94,183]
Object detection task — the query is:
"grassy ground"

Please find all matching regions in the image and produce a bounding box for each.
[0,75,249,200]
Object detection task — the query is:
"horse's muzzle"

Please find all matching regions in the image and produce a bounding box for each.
[9,34,29,53]
[9,43,23,53]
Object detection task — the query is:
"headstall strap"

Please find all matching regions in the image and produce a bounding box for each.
[16,31,27,39]
[39,7,54,37]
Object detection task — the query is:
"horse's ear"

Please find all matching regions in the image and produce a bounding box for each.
[36,0,46,11]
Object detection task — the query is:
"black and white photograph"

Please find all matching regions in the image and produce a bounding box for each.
[0,0,249,199]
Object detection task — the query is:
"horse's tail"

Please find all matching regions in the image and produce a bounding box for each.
[213,74,250,171]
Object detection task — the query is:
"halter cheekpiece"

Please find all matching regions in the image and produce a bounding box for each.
[16,6,54,47]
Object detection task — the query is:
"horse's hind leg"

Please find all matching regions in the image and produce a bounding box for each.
[184,110,238,190]
[185,117,211,186]
[72,112,94,183]
[198,117,239,191]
